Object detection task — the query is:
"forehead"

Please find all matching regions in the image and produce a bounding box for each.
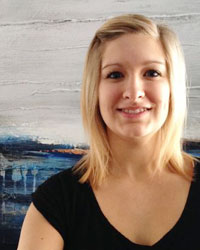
[101,33,166,67]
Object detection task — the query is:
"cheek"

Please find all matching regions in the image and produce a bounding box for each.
[151,84,170,107]
[99,84,121,108]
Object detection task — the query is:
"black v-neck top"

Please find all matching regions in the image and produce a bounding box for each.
[32,161,200,250]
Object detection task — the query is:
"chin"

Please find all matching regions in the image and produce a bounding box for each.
[119,127,161,141]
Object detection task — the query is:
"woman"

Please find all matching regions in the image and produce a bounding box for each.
[17,14,198,250]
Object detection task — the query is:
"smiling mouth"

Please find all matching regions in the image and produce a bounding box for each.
[119,107,152,114]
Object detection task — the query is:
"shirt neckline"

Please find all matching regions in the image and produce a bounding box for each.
[87,166,198,248]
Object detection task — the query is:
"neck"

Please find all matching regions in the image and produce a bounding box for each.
[108,131,160,180]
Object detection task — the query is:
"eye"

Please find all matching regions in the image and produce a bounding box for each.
[144,70,161,77]
[106,71,124,79]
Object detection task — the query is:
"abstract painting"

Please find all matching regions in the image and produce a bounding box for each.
[0,137,85,249]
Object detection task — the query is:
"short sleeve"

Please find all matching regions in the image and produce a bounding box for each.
[31,170,71,242]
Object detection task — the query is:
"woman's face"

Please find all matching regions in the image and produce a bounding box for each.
[98,33,170,141]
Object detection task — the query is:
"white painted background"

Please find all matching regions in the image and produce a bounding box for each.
[0,0,199,144]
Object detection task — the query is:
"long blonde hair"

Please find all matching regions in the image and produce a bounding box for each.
[74,14,195,186]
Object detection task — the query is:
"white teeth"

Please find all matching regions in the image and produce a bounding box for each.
[122,108,147,114]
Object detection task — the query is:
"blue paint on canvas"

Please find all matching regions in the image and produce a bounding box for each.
[0,136,84,249]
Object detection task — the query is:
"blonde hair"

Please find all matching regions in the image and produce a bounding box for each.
[74,14,195,186]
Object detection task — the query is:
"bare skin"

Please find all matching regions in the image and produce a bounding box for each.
[93,162,191,246]
[17,203,64,250]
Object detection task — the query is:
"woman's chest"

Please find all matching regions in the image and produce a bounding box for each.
[92,175,191,246]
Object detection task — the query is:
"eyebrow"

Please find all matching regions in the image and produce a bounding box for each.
[102,60,165,70]
[102,63,122,70]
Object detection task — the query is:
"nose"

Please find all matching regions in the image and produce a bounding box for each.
[122,75,145,101]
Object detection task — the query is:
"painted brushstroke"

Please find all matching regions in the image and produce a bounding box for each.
[0,137,85,248]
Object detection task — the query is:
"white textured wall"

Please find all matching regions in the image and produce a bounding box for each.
[0,0,199,144]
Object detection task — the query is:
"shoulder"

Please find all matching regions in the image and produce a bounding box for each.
[31,167,90,242]
[35,167,83,191]
[32,166,90,211]
[33,166,87,197]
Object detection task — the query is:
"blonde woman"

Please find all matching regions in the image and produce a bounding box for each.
[18,14,198,250]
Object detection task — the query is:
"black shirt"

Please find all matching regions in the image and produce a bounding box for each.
[32,162,200,250]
